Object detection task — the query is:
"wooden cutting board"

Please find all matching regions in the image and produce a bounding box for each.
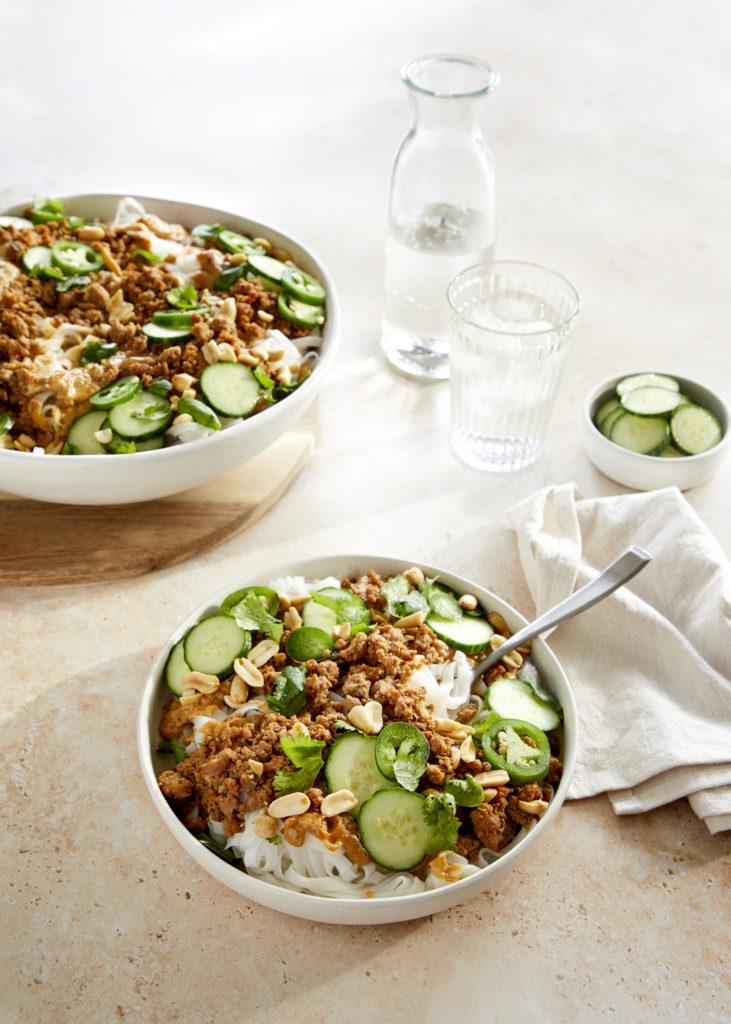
[0,428,313,587]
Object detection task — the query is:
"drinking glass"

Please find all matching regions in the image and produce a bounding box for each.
[447,261,580,471]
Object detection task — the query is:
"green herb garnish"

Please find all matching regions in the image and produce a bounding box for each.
[423,792,460,855]
[444,775,485,808]
[157,738,188,763]
[134,248,164,263]
[79,340,117,366]
[267,665,307,717]
[198,835,236,863]
[273,733,325,795]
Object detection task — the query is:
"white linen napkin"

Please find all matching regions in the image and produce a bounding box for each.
[506,482,731,834]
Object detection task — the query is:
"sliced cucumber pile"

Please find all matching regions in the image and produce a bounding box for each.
[593,373,724,458]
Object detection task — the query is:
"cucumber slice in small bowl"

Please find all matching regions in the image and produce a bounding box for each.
[609,412,669,455]
[619,385,680,417]
[670,403,723,455]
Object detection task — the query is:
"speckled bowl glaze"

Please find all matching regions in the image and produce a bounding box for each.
[138,553,578,925]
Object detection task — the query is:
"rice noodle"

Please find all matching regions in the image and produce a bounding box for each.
[213,811,482,899]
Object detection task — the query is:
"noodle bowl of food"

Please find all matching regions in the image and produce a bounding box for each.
[0,194,338,504]
[137,554,577,924]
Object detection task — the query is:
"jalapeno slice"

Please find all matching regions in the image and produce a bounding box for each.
[281,266,326,306]
[375,722,429,791]
[481,718,551,785]
[88,375,142,409]
[51,240,104,276]
[217,229,265,256]
[277,292,326,328]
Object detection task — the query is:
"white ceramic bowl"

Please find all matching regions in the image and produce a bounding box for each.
[583,373,730,491]
[0,194,339,505]
[137,553,577,925]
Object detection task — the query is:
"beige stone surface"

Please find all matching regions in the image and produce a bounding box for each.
[2,1,730,1021]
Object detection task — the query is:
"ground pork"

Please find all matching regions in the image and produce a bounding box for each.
[156,570,564,863]
[0,201,323,451]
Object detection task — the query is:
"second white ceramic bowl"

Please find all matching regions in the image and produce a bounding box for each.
[0,194,339,505]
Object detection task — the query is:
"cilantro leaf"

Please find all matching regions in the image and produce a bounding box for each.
[230,592,284,644]
[198,835,236,863]
[267,665,307,717]
[518,662,563,720]
[445,775,485,808]
[157,738,187,763]
[422,792,460,855]
[273,733,325,795]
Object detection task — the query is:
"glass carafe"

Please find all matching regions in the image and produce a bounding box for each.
[381,54,499,381]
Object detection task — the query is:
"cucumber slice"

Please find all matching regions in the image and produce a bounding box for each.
[616,373,679,397]
[107,390,173,440]
[659,444,684,458]
[358,789,432,870]
[64,409,109,455]
[486,677,561,731]
[285,626,332,662]
[670,403,723,455]
[246,253,287,286]
[0,215,32,229]
[324,733,393,811]
[619,385,680,417]
[595,396,621,430]
[301,598,338,636]
[20,244,55,276]
[165,637,191,696]
[425,613,494,653]
[142,322,192,344]
[183,614,248,677]
[103,425,165,453]
[598,403,625,438]
[199,362,261,417]
[609,412,669,455]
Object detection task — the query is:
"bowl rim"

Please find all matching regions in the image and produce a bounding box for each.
[0,192,340,467]
[583,371,730,464]
[137,552,578,923]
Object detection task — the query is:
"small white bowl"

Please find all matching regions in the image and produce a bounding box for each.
[0,194,339,505]
[137,553,577,925]
[583,373,730,491]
